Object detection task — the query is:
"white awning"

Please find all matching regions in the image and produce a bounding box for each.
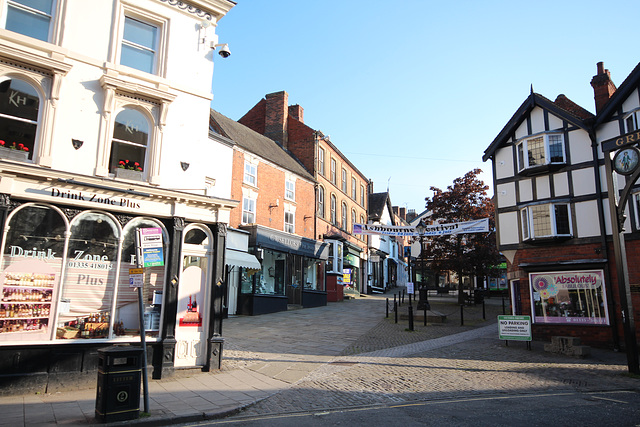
[225,249,261,270]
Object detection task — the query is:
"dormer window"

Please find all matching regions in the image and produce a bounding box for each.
[516,133,565,174]
[624,110,640,133]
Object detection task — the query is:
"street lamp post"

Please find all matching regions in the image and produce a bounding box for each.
[415,220,430,311]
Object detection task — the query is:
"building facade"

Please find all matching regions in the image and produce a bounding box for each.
[210,109,328,315]
[0,0,237,392]
[238,91,369,300]
[483,62,640,351]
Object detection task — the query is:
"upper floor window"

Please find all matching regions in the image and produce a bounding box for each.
[351,209,356,233]
[351,177,357,199]
[285,179,295,201]
[330,194,337,225]
[520,202,572,241]
[360,184,365,206]
[330,158,336,184]
[6,0,54,42]
[624,110,640,133]
[121,16,158,74]
[360,214,365,240]
[341,168,347,193]
[318,147,325,176]
[284,210,295,234]
[317,185,325,219]
[110,108,148,175]
[517,133,565,173]
[0,77,39,161]
[341,201,348,229]
[244,161,257,186]
[242,197,256,224]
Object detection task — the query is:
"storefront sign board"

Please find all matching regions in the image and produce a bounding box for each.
[498,315,531,341]
[137,228,164,267]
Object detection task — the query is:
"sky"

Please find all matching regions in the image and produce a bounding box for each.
[210,0,637,214]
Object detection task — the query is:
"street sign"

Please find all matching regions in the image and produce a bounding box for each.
[406,282,414,294]
[498,315,532,341]
[137,227,164,267]
[129,268,144,288]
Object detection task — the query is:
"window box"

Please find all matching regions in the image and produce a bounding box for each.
[115,168,143,181]
[0,147,29,162]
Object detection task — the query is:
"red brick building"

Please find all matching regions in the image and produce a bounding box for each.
[239,91,370,298]
[210,110,328,315]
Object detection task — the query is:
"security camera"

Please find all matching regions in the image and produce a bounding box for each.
[218,44,231,58]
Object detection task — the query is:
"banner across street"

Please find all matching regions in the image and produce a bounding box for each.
[352,217,489,237]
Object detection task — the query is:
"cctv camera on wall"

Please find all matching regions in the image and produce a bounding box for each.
[210,42,231,58]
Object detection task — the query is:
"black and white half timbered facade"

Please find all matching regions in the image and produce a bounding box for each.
[484,62,640,358]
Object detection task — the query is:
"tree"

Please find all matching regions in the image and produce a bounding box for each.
[423,169,499,304]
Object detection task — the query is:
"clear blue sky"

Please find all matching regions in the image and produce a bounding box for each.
[210,0,636,214]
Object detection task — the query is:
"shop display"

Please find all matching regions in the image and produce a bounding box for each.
[0,272,55,335]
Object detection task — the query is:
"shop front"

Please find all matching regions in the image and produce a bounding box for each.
[342,243,362,299]
[238,225,328,315]
[0,167,235,393]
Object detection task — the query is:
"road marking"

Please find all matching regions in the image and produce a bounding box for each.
[589,396,628,404]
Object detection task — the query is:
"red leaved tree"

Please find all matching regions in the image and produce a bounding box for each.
[423,169,499,304]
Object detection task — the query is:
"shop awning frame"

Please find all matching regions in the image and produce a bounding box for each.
[225,249,261,270]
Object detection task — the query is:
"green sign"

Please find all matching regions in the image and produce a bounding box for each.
[498,315,531,341]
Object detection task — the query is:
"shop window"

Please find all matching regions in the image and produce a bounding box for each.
[114,218,168,338]
[520,203,572,241]
[317,185,325,219]
[244,161,257,186]
[242,197,256,224]
[318,147,325,176]
[5,0,55,42]
[0,77,39,161]
[255,249,285,295]
[284,210,295,234]
[0,203,67,342]
[120,16,159,74]
[330,158,336,184]
[530,271,608,325]
[110,108,148,176]
[330,194,337,225]
[325,240,343,274]
[285,179,295,201]
[516,133,565,173]
[240,267,256,294]
[58,212,120,339]
[303,258,324,291]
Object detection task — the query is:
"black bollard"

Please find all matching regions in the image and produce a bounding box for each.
[460,304,464,326]
[408,305,414,331]
[402,289,405,304]
[502,296,506,315]
[386,298,389,318]
[394,293,397,308]
[423,305,427,326]
[482,299,486,320]
[394,300,398,324]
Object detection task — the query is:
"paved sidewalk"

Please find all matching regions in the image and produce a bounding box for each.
[0,291,637,426]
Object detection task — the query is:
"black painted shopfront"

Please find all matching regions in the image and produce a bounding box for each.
[0,168,235,394]
[237,225,329,315]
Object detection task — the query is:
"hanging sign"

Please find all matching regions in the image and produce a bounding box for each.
[136,227,164,267]
[353,218,490,237]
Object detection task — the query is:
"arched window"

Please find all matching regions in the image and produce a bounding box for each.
[0,77,40,161]
[341,202,348,229]
[317,185,325,218]
[351,209,357,232]
[110,108,149,175]
[330,194,337,225]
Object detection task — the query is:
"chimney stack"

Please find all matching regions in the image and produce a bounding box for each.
[590,62,616,113]
[288,104,304,123]
[265,91,288,148]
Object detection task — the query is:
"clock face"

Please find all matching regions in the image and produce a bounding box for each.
[614,147,640,175]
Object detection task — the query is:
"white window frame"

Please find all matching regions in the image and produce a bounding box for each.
[624,110,640,133]
[520,202,572,241]
[341,201,348,229]
[330,158,336,184]
[360,184,365,206]
[242,196,256,224]
[351,177,357,199]
[285,178,295,201]
[341,168,347,193]
[318,147,325,176]
[516,133,565,172]
[97,74,175,184]
[4,0,59,43]
[351,209,356,233]
[114,5,168,77]
[244,160,257,186]
[284,209,295,234]
[317,185,325,219]
[110,107,150,177]
[330,193,337,225]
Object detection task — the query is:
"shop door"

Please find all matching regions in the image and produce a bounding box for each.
[286,256,302,305]
[175,249,211,367]
[227,266,239,316]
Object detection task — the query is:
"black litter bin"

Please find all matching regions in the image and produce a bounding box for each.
[95,346,143,423]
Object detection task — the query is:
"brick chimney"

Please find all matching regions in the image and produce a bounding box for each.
[288,104,304,123]
[590,62,616,113]
[399,207,406,220]
[265,91,288,148]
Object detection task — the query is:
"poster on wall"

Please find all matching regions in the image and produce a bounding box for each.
[529,270,609,325]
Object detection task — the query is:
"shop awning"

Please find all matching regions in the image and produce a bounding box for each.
[225,249,261,270]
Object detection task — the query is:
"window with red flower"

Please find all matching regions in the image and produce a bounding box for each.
[0,77,39,160]
[110,108,148,174]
